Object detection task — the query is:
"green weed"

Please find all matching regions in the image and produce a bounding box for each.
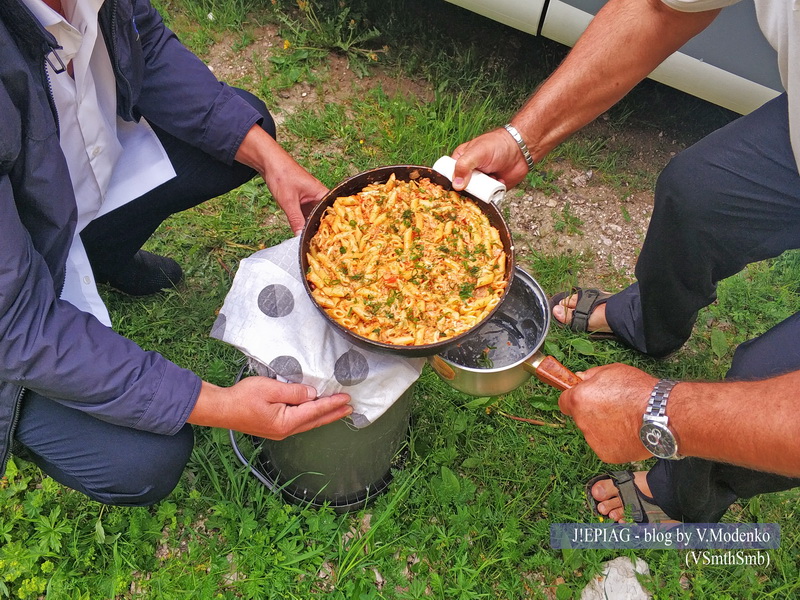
[180,0,257,30]
[552,201,584,236]
[274,0,383,78]
[528,167,562,195]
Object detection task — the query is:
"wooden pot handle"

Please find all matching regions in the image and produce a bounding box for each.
[523,352,581,391]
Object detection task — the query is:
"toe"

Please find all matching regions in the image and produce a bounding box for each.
[560,294,580,310]
[589,472,661,524]
[596,496,623,514]
[591,479,627,523]
[553,304,569,324]
[591,479,618,502]
[609,507,627,523]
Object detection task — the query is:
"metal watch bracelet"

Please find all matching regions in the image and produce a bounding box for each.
[503,124,535,171]
[645,379,678,418]
[640,378,683,460]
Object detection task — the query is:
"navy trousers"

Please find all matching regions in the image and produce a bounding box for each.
[12,88,273,506]
[605,94,800,522]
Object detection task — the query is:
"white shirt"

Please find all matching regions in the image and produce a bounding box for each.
[662,0,800,171]
[23,0,176,325]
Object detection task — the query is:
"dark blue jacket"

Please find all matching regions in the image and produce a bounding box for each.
[0,0,263,472]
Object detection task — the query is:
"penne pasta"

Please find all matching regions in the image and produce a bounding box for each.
[306,174,508,345]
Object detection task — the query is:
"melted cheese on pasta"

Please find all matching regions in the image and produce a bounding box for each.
[306,173,508,346]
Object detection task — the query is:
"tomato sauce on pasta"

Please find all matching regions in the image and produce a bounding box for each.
[305,173,508,346]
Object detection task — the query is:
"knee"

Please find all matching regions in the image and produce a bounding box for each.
[727,314,800,380]
[727,339,763,380]
[85,425,195,506]
[654,150,713,224]
[231,87,276,140]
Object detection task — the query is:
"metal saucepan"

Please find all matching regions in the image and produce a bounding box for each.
[299,165,515,358]
[429,266,581,394]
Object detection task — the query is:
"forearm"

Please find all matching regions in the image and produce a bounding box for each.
[560,364,800,478]
[1,187,199,433]
[513,0,719,161]
[187,381,233,429]
[671,373,800,477]
[234,125,284,174]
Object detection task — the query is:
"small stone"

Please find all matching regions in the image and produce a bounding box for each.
[580,557,652,600]
[680,574,691,590]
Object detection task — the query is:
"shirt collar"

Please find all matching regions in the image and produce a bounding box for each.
[18,0,104,65]
[19,0,63,28]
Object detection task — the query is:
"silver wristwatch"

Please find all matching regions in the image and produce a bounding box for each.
[639,379,683,460]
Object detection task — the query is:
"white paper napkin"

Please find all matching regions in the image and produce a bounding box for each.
[432,155,506,205]
[211,236,425,428]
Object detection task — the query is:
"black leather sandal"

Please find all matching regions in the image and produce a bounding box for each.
[549,287,617,341]
[585,470,675,523]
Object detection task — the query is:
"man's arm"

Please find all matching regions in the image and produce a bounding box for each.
[451,0,720,189]
[129,1,327,234]
[126,1,261,165]
[558,363,800,478]
[0,170,348,437]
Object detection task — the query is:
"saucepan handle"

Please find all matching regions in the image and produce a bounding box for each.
[522,351,582,391]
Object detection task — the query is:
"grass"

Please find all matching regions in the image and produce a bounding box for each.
[3,0,800,598]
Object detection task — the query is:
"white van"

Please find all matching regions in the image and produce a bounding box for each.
[445,0,781,114]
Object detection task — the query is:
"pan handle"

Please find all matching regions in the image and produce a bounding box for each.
[523,351,582,391]
[432,156,506,206]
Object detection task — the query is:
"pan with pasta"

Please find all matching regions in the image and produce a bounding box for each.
[300,165,515,357]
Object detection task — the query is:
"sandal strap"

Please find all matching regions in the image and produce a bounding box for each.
[608,470,672,524]
[571,289,606,333]
[609,470,645,523]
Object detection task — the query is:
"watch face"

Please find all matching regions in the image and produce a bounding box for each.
[639,422,678,459]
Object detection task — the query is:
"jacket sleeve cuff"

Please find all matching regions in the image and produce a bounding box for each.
[134,360,202,436]
[200,85,263,165]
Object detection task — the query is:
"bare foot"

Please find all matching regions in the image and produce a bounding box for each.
[552,292,613,333]
[590,471,678,523]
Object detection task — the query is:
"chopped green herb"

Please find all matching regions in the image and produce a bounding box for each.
[477,346,496,369]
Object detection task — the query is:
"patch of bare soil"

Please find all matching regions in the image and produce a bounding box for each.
[205,28,693,289]
[205,25,434,128]
[503,168,653,286]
